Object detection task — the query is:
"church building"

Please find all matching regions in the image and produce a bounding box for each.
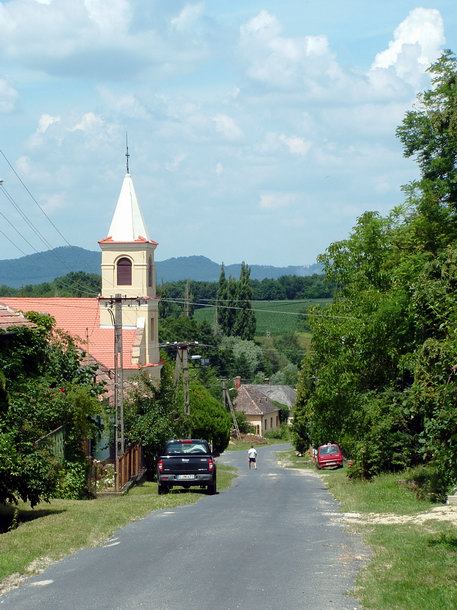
[1,165,162,387]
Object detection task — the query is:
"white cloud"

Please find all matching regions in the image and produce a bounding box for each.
[215,162,224,176]
[170,2,204,31]
[70,112,104,132]
[166,153,187,172]
[260,132,311,157]
[98,87,150,119]
[371,8,445,86]
[41,192,67,213]
[239,10,343,90]
[212,113,243,141]
[84,0,131,37]
[27,114,61,148]
[37,114,61,134]
[279,134,310,156]
[0,0,206,79]
[0,79,18,113]
[15,155,32,176]
[259,192,297,210]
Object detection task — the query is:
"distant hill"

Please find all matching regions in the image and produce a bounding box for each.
[0,247,322,288]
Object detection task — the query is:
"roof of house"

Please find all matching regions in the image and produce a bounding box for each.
[234,385,279,416]
[0,298,155,371]
[251,384,297,408]
[0,303,36,331]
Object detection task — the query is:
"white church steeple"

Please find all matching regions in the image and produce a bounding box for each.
[98,152,161,380]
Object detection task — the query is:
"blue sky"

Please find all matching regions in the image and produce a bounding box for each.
[0,1,456,267]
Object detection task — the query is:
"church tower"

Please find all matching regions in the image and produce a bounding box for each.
[98,154,161,382]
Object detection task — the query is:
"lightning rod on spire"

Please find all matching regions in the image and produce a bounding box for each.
[125,133,130,174]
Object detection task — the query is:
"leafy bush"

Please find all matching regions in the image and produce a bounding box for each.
[54,460,88,500]
[234,410,254,434]
[402,465,448,503]
[189,381,231,454]
[264,424,290,440]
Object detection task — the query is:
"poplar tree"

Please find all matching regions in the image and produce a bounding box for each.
[233,262,256,340]
[216,263,228,332]
[225,277,239,336]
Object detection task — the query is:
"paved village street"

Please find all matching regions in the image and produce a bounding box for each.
[0,445,366,610]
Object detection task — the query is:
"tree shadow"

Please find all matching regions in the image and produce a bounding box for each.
[0,504,66,534]
[167,488,218,496]
[428,532,457,551]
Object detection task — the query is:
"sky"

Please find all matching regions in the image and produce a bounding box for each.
[0,1,456,267]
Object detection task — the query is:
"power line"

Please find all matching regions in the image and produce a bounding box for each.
[0,191,40,253]
[0,212,33,256]
[160,297,354,320]
[0,152,101,297]
[0,149,71,246]
[1,184,54,251]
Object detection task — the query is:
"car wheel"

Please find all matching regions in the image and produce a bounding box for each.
[158,483,168,495]
[207,477,217,495]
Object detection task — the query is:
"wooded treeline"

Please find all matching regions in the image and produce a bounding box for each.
[0,271,332,301]
[292,51,457,496]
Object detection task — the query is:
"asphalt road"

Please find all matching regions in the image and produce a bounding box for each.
[0,444,365,610]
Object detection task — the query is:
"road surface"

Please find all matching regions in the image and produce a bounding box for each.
[0,444,366,609]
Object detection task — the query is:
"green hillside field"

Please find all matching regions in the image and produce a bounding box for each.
[193,299,331,337]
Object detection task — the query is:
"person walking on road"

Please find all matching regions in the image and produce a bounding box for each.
[248,445,257,470]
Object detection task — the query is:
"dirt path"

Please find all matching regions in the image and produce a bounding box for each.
[279,459,457,527]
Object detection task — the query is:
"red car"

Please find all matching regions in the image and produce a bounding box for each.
[316,443,343,469]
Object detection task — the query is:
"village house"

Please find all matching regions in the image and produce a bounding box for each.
[233,377,281,436]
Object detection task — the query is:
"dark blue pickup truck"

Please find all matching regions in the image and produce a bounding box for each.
[156,439,217,495]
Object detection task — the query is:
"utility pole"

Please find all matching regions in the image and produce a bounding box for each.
[184,280,192,318]
[113,295,125,468]
[174,344,190,416]
[222,380,241,439]
[100,294,146,491]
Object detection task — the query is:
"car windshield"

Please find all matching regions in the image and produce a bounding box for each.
[320,445,339,455]
[165,441,209,455]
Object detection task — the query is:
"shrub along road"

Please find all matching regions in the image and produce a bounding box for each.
[0,444,366,610]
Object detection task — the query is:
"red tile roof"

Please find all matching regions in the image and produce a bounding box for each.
[0,298,151,371]
[98,237,158,245]
[0,303,36,331]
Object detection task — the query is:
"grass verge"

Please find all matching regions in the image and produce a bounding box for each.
[227,438,288,452]
[279,450,457,609]
[0,464,237,591]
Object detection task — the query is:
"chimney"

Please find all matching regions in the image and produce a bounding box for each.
[234,376,241,390]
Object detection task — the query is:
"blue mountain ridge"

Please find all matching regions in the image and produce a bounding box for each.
[0,246,322,288]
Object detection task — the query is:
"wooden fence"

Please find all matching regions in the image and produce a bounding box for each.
[36,426,65,462]
[117,444,143,491]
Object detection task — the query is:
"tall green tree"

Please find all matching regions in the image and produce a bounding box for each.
[233,262,256,340]
[292,51,457,493]
[216,263,229,332]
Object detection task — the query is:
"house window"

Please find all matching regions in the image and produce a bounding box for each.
[264,419,267,431]
[256,425,260,435]
[150,316,155,342]
[270,417,273,429]
[117,257,132,285]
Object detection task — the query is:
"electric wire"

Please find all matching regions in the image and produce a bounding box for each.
[1,184,54,251]
[0,152,101,297]
[0,193,40,253]
[0,149,71,246]
[0,227,27,256]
